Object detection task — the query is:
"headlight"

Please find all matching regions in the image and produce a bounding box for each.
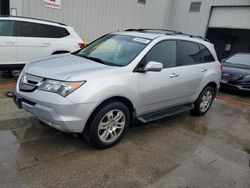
[242,75,250,81]
[38,79,86,97]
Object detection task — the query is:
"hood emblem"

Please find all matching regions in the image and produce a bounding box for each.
[223,72,230,77]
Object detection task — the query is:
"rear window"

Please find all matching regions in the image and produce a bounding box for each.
[199,44,215,63]
[15,21,70,38]
[0,20,14,36]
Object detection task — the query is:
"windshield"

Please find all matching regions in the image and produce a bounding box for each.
[225,54,250,66]
[75,34,150,66]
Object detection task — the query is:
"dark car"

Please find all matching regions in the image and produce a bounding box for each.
[221,53,250,92]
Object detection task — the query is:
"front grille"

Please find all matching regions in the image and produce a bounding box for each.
[222,72,243,82]
[19,74,44,92]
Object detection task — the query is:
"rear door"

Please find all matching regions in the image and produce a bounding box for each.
[15,21,56,64]
[0,20,16,66]
[175,40,206,103]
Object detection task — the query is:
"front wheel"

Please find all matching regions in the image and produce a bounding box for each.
[191,86,215,116]
[84,101,131,149]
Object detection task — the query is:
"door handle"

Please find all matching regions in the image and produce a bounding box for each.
[6,41,15,45]
[201,68,207,72]
[170,73,179,78]
[43,42,51,45]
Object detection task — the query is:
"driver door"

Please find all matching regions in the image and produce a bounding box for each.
[137,40,182,115]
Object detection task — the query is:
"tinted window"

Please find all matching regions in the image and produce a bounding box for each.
[0,20,14,36]
[143,40,177,68]
[179,41,200,66]
[16,21,69,38]
[199,44,215,63]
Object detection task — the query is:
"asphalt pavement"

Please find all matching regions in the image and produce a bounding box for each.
[0,74,249,188]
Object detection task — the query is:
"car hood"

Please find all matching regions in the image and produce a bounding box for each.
[24,54,114,81]
[222,63,250,76]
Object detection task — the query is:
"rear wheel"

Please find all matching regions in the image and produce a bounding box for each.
[84,101,130,149]
[191,86,215,116]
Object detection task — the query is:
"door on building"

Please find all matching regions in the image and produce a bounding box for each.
[206,7,250,61]
[0,0,10,15]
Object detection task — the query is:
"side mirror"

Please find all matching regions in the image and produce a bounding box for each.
[144,61,163,72]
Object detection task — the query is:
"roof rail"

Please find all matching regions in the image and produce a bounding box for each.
[0,15,66,26]
[125,28,182,34]
[125,28,210,42]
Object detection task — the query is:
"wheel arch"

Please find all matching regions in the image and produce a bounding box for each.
[203,82,218,97]
[83,96,136,133]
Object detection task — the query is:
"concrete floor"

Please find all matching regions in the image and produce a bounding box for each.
[0,77,249,188]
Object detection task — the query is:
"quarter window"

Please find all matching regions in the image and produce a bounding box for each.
[15,21,69,38]
[179,41,200,66]
[199,44,215,63]
[0,20,14,36]
[143,40,177,68]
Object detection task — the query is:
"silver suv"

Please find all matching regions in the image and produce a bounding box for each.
[14,29,221,148]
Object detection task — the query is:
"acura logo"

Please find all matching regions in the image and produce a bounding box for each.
[223,72,230,77]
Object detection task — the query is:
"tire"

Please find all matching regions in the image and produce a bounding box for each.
[191,86,215,116]
[84,101,131,149]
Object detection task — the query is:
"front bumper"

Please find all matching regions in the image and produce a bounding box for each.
[13,89,98,133]
[220,81,250,92]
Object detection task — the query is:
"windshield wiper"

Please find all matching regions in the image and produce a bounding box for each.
[77,54,107,64]
[76,54,122,67]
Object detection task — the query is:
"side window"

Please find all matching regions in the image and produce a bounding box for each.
[16,21,34,37]
[144,40,176,68]
[0,20,14,36]
[179,40,200,66]
[199,44,215,63]
[47,26,70,38]
[16,21,69,38]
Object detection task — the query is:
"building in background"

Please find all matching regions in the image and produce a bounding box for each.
[1,0,250,59]
[169,0,250,60]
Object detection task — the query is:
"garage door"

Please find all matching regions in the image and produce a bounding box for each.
[209,7,250,30]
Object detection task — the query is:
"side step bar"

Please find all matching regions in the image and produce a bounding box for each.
[137,104,194,123]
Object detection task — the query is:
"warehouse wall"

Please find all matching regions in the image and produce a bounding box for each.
[10,0,172,41]
[169,0,250,37]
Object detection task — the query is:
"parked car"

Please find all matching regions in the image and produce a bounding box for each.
[221,53,250,92]
[0,16,84,75]
[13,29,221,149]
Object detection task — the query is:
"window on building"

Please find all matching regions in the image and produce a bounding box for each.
[189,2,201,12]
[0,20,14,36]
[143,40,177,68]
[0,0,10,15]
[138,0,146,5]
[179,40,200,66]
[199,44,215,63]
[15,21,70,38]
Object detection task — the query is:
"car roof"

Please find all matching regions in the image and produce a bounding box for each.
[0,16,66,27]
[114,29,211,43]
[114,31,163,40]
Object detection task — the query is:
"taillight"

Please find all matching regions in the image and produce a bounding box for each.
[220,63,223,71]
[78,43,85,49]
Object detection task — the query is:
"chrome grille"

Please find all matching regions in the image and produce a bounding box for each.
[19,74,44,92]
[222,72,243,81]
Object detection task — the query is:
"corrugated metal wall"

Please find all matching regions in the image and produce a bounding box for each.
[169,0,250,37]
[10,0,172,41]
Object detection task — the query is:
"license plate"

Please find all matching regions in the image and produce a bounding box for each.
[13,93,23,109]
[221,79,228,84]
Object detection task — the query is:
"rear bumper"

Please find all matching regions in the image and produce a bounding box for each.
[13,90,98,133]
